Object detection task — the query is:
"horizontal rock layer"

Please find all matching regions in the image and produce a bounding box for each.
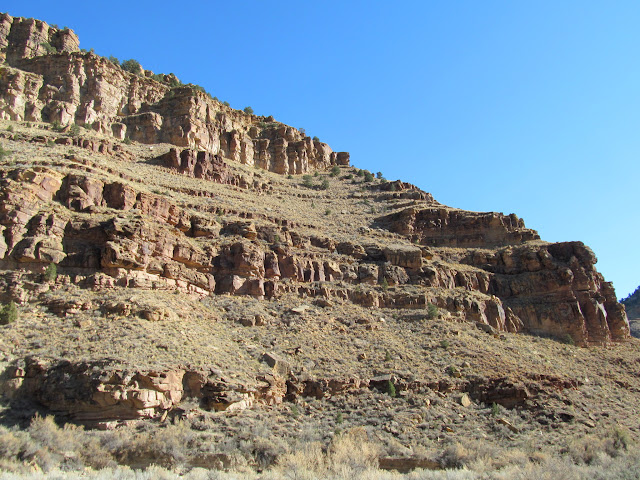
[0,15,349,176]
[0,356,578,427]
[0,164,628,346]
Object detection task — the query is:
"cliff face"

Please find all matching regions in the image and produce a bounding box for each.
[0,13,632,430]
[0,13,349,176]
[0,13,80,64]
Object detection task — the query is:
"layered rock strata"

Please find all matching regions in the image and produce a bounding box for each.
[0,14,349,176]
[0,356,578,428]
[0,159,629,345]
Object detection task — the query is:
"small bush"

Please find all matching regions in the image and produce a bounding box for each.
[69,124,81,136]
[363,170,374,182]
[324,209,331,216]
[302,175,313,188]
[439,442,469,469]
[121,59,142,76]
[387,380,397,397]
[312,136,320,142]
[384,350,392,362]
[243,106,254,114]
[447,365,460,376]
[6,125,14,133]
[122,137,132,145]
[345,173,353,180]
[381,277,389,291]
[46,140,55,147]
[491,402,500,416]
[427,303,438,319]
[330,165,340,177]
[356,169,364,177]
[44,263,57,283]
[51,120,63,132]
[0,144,9,160]
[0,301,18,325]
[40,42,57,54]
[376,171,383,179]
[223,101,230,107]
[108,55,119,65]
[319,179,329,190]
[440,339,450,349]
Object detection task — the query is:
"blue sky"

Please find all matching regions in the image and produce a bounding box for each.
[4,1,639,298]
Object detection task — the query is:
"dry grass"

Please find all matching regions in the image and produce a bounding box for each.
[1,119,640,477]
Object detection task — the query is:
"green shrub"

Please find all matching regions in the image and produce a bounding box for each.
[302,175,313,188]
[376,171,383,179]
[46,140,55,147]
[0,144,9,160]
[345,173,353,180]
[122,137,132,145]
[319,179,330,190]
[387,380,397,397]
[384,350,392,362]
[223,101,230,107]
[356,169,364,177]
[40,42,57,54]
[6,125,14,133]
[427,303,438,319]
[312,136,320,142]
[363,171,374,182]
[121,59,143,76]
[69,124,81,136]
[381,277,389,291]
[447,365,460,377]
[243,106,254,114]
[324,209,331,216]
[0,301,18,325]
[491,402,500,416]
[51,120,63,132]
[44,263,57,283]
[108,55,119,65]
[440,339,450,349]
[330,165,340,177]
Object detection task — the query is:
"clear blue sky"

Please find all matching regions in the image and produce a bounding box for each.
[4,1,639,298]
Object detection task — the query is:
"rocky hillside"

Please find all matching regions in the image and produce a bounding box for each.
[0,13,637,477]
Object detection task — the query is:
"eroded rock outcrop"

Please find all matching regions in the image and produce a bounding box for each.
[0,161,629,345]
[0,356,581,427]
[0,16,349,176]
[378,206,539,248]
